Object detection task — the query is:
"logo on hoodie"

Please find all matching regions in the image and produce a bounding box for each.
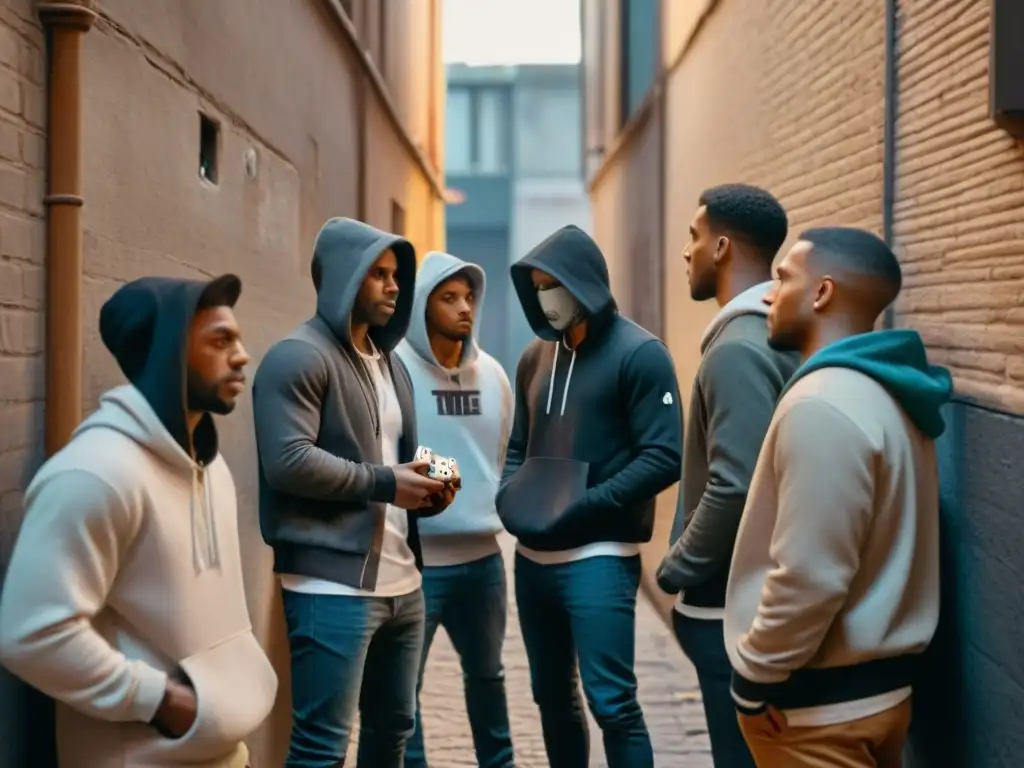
[432,389,482,417]
[662,392,674,405]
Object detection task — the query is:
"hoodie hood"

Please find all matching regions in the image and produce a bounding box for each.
[98,273,241,464]
[511,225,616,342]
[701,280,773,352]
[311,217,417,352]
[782,329,954,439]
[404,250,485,370]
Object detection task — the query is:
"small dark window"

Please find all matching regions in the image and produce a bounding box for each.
[991,0,1024,138]
[199,113,219,184]
[391,199,405,236]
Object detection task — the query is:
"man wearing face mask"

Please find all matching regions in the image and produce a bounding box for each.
[497,225,684,768]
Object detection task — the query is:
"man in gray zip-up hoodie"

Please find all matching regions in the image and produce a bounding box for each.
[253,217,455,768]
[655,185,798,768]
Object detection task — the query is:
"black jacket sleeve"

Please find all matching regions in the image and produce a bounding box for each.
[499,351,532,490]
[580,340,683,511]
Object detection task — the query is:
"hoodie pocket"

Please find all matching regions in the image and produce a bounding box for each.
[139,631,277,763]
[496,457,589,539]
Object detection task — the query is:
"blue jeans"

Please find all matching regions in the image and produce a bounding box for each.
[283,589,426,768]
[515,553,653,768]
[405,553,513,768]
[672,612,756,768]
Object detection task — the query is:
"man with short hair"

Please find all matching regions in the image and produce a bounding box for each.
[253,218,456,768]
[396,251,515,768]
[727,227,951,767]
[655,183,798,767]
[0,274,278,768]
[499,225,683,768]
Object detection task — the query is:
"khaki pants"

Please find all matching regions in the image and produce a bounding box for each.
[737,698,911,768]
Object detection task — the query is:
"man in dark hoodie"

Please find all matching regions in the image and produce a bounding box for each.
[0,275,278,768]
[252,218,455,768]
[654,183,797,767]
[727,228,951,766]
[497,225,683,768]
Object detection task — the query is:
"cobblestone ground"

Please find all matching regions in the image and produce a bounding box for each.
[348,535,713,766]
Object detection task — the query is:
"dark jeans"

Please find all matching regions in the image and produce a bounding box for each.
[672,611,756,768]
[283,589,425,768]
[405,553,514,768]
[515,553,653,768]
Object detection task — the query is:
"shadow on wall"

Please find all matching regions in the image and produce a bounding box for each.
[907,399,1024,768]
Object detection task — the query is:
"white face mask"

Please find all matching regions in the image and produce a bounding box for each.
[536,285,581,331]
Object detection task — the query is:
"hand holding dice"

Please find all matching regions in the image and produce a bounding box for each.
[410,446,461,515]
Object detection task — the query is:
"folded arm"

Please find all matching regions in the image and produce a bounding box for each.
[657,341,781,593]
[253,339,396,504]
[583,340,683,510]
[0,470,168,723]
[732,400,875,698]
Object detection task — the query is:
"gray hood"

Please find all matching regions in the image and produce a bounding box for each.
[700,280,773,352]
[403,250,485,371]
[311,217,417,352]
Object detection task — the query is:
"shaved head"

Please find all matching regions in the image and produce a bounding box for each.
[764,226,903,356]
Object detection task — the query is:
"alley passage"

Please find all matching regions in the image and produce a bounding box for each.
[348,535,714,767]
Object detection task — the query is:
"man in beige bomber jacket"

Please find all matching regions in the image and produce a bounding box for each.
[725,228,952,767]
[0,275,277,767]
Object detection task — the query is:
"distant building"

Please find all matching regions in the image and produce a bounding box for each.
[0,1,445,765]
[580,1,1024,766]
[445,62,591,372]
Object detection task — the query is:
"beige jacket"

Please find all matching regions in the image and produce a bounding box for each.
[0,386,277,766]
[725,366,941,726]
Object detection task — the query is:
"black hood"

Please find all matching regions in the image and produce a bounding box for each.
[510,225,616,341]
[311,217,417,352]
[98,273,241,465]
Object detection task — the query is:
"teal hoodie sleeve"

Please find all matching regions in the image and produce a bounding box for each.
[574,339,683,512]
[656,339,783,593]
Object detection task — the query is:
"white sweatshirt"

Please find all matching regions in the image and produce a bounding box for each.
[0,385,277,767]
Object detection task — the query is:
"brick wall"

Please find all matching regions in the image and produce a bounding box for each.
[0,0,45,566]
[894,0,1024,413]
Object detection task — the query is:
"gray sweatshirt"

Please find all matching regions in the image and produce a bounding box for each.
[656,282,799,616]
[253,217,441,591]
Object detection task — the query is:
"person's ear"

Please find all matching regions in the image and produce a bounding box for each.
[713,236,730,265]
[813,276,836,311]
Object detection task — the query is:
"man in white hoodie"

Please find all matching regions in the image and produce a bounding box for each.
[396,251,515,768]
[0,274,278,768]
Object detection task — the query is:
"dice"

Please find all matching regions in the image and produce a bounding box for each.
[414,445,461,486]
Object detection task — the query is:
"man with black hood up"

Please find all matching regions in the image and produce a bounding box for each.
[0,274,278,768]
[253,217,456,768]
[497,225,684,768]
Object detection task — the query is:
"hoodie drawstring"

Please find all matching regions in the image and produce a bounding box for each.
[545,342,577,417]
[191,466,222,573]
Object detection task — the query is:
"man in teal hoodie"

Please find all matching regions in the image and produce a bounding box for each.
[395,251,515,768]
[725,227,952,767]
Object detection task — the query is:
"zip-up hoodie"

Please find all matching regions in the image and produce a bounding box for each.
[656,282,800,616]
[0,275,277,767]
[726,329,952,723]
[497,225,683,551]
[253,217,439,590]
[396,251,514,565]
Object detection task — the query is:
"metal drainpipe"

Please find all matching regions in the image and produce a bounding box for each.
[37,0,96,456]
[882,0,898,329]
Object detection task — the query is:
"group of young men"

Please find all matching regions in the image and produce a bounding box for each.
[0,183,951,768]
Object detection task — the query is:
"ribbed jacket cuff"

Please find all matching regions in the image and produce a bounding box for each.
[370,465,397,503]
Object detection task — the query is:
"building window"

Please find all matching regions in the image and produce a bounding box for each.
[445,85,509,175]
[619,0,658,124]
[991,0,1024,138]
[199,112,219,184]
